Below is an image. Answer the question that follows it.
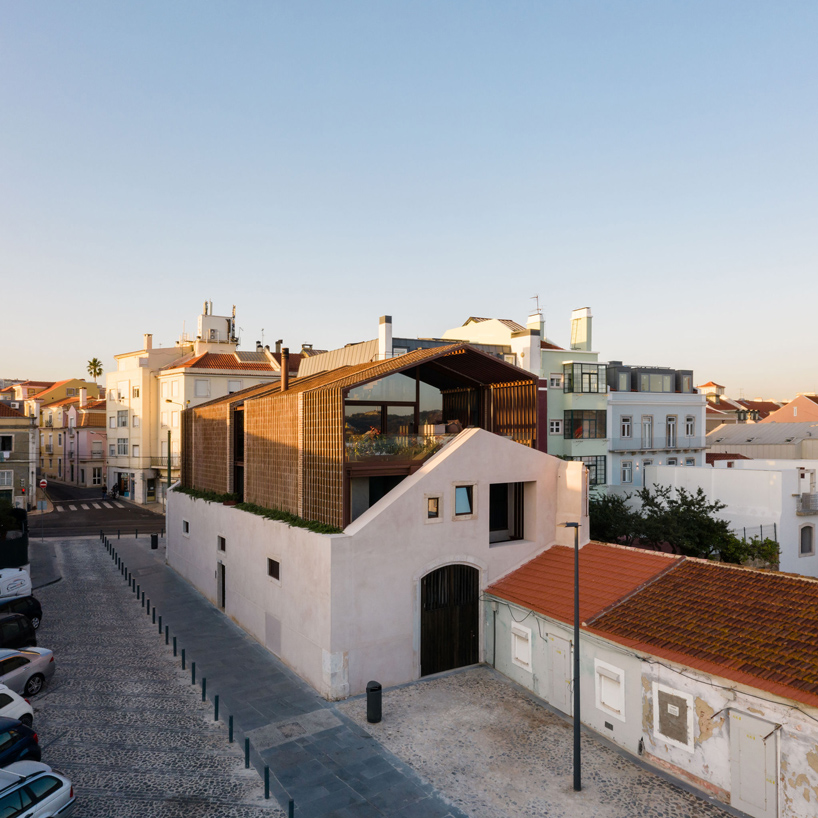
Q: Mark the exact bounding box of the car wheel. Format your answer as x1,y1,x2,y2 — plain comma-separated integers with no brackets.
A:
23,675,44,697
30,616,40,630
19,714,32,727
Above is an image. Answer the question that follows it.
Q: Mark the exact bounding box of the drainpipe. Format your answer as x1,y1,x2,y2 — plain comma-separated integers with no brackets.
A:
281,348,290,392
491,599,497,667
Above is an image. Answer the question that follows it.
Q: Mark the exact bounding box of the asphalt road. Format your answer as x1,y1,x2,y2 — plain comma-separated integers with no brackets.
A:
33,482,166,539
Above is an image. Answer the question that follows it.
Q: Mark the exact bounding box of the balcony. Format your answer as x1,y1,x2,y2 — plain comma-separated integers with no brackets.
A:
150,455,181,469
44,445,53,454
796,494,818,515
610,435,705,452
345,433,455,464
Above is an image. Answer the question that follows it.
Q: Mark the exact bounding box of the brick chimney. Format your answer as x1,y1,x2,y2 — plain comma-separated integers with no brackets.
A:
144,333,153,351
378,315,393,360
281,348,290,392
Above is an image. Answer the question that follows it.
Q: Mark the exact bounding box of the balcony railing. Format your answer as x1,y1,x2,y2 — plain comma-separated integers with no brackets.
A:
610,435,705,452
796,494,818,515
44,445,53,454
150,455,181,468
345,433,454,463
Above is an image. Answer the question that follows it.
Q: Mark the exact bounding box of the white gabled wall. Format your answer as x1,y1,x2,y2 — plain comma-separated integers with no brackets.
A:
168,428,587,699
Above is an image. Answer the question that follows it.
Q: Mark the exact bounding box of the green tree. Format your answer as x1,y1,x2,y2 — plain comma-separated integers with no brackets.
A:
87,357,103,384
589,493,638,545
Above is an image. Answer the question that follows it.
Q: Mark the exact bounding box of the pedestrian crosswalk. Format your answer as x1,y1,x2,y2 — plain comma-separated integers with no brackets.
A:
53,501,126,512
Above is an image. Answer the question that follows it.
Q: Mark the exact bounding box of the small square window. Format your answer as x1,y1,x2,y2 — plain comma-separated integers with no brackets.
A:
182,520,190,536
667,458,678,466
427,497,439,519
132,386,140,398
511,623,532,670
595,659,625,722
217,536,226,552
267,558,280,580
685,458,695,466
549,420,562,435
455,485,473,516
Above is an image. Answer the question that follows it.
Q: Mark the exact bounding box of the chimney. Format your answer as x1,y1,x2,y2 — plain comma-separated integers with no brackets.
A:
526,311,543,337
256,340,262,352
144,333,153,351
570,308,592,351
281,347,290,392
80,388,87,408
378,315,393,360
275,339,282,354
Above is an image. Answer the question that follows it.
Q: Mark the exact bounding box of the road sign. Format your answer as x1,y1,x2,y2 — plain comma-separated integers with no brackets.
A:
39,479,47,489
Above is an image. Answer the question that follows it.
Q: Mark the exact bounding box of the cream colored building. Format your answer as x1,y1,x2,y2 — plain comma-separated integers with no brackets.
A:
106,304,293,503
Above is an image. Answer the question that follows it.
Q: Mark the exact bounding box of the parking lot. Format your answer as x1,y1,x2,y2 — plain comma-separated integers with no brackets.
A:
30,538,279,817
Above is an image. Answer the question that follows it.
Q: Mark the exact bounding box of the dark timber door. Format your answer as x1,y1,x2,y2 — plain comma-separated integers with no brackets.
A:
421,564,479,676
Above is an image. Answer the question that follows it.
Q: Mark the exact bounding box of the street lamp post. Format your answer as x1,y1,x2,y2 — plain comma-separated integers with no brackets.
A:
563,520,582,792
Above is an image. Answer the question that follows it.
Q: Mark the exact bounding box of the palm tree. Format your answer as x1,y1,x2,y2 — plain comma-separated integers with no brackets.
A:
87,358,103,384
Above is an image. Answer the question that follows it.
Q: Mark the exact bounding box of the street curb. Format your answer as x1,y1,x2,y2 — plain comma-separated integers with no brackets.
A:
33,577,63,590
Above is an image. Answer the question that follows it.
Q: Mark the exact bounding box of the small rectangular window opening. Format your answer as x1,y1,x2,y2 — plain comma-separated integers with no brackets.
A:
427,497,439,519
182,520,190,535
217,536,226,552
455,485,473,516
267,558,280,580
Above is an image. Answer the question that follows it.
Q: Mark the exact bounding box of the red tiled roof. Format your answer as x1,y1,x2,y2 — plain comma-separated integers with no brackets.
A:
0,404,25,418
85,399,106,409
587,560,818,709
734,399,782,417
46,396,80,408
79,414,106,428
270,352,302,372
168,353,278,372
0,386,14,393
486,543,681,625
541,341,565,350
706,452,752,465
463,317,526,333
698,381,724,388
706,406,729,415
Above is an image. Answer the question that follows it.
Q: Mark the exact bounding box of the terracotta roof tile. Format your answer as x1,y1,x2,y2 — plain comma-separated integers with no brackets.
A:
587,560,818,709
463,316,526,333
486,542,682,625
541,341,566,350
167,353,278,372
706,452,752,465
79,414,106,427
0,404,25,418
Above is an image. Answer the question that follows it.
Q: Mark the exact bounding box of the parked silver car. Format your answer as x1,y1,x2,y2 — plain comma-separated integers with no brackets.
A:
0,760,75,816
0,650,55,697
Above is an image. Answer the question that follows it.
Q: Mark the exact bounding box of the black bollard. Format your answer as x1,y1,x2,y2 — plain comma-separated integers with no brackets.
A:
264,766,270,799
214,695,219,721
366,680,382,724
229,715,233,742
245,737,249,768
181,648,185,669
202,677,206,701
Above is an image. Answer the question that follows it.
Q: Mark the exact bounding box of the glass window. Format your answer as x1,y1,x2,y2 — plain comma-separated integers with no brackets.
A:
132,386,140,398
0,437,10,453
563,411,607,439
682,375,692,392
0,473,11,488
267,558,280,580
618,372,629,392
172,411,179,428
26,776,62,801
117,410,128,427
133,415,139,427
801,526,814,556
228,380,242,394
218,536,226,552
685,416,695,437
549,373,563,388
455,485,473,516
346,372,416,402
109,416,115,428
386,406,414,436
549,420,562,435
194,380,210,398
0,694,12,708
667,458,678,466
109,444,116,457
117,438,127,455
0,788,27,815
345,405,382,437
132,445,140,457
620,416,632,438
419,381,443,427
685,458,695,466
571,456,607,486
621,461,633,484
641,416,653,447
427,497,439,519
563,363,607,393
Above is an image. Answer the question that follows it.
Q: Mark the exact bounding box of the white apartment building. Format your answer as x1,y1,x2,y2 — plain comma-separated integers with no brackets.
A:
106,304,291,503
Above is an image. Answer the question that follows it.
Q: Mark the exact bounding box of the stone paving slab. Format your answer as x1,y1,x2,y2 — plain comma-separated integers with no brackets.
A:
33,540,280,817
338,667,736,818
89,535,467,818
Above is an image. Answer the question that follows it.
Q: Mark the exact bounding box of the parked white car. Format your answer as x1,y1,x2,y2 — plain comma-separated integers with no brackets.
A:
0,685,32,727
0,760,75,816
0,650,55,697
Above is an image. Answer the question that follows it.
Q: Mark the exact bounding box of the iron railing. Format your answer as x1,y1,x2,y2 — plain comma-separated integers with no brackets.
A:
609,435,705,452
796,494,818,515
150,455,181,468
345,433,455,463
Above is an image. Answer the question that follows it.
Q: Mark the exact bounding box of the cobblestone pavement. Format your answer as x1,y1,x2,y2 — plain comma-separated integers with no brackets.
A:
338,668,735,818
32,539,280,817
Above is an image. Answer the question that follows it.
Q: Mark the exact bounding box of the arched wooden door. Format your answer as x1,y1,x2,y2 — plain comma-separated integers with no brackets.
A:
420,564,479,676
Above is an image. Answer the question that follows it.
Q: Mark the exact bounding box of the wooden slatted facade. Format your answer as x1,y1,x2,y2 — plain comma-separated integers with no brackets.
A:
179,344,539,530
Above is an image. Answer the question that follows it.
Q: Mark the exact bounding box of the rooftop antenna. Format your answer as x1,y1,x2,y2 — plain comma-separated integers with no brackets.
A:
530,294,542,315
261,328,265,347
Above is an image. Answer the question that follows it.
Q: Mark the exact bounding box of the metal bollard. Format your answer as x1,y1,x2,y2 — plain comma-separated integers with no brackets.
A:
141,592,145,608
229,715,233,742
158,614,162,633
245,738,250,768
264,766,270,799
202,677,206,701
214,695,219,721
173,636,177,656
118,529,120,539
366,680,382,724
288,799,294,818
181,648,185,669
147,599,150,615
135,528,138,539
191,662,196,684
165,625,169,645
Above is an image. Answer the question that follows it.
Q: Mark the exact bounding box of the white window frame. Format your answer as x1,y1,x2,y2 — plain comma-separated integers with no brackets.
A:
160,411,168,428
620,416,632,439
132,444,140,457
117,438,128,455
549,419,563,435
117,410,128,428
511,622,532,671
685,457,695,466
0,471,12,488
109,416,116,428
425,494,443,525
594,658,625,722
667,458,678,466
195,379,210,398
549,373,563,389
92,467,102,485
800,524,815,557
227,380,243,394
172,411,179,428
452,482,477,521
161,383,169,399
117,381,128,400
685,415,695,437
132,386,140,398
133,415,140,427
621,461,633,484
108,444,116,456
652,682,695,753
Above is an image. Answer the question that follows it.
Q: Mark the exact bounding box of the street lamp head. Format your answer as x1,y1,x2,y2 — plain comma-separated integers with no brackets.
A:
562,522,580,529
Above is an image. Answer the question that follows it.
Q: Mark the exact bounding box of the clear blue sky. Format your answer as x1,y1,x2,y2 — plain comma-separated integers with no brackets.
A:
2,2,816,397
